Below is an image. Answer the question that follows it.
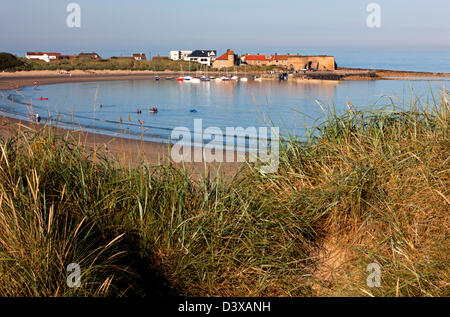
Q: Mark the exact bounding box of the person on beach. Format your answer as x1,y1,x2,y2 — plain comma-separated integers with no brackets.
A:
35,113,41,123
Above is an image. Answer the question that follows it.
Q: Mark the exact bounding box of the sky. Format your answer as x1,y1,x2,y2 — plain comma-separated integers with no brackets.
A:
1,0,449,57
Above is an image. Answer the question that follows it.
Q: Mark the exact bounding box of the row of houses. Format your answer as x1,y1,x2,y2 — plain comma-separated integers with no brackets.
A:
169,49,336,71
168,49,242,69
25,49,336,71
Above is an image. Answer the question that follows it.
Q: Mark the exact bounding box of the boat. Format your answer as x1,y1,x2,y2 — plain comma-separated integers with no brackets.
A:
231,67,239,81
177,63,185,82
37,97,48,100
191,78,201,83
149,107,158,113
254,76,262,82
215,77,222,82
240,65,248,82
183,76,193,81
200,76,210,82
190,109,198,113
155,76,160,81
221,76,230,81
165,77,175,80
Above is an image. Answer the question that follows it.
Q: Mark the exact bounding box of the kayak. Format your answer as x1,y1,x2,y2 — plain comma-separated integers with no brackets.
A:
37,97,48,100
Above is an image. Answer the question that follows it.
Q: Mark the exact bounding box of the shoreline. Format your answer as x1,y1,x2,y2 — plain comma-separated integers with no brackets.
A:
0,115,242,179
1,68,449,90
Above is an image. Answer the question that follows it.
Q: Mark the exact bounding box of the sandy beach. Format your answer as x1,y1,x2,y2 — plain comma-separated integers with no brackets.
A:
0,115,242,179
0,70,181,90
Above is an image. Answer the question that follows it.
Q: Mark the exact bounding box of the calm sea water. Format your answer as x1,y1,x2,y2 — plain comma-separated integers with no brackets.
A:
1,77,448,148
299,49,450,73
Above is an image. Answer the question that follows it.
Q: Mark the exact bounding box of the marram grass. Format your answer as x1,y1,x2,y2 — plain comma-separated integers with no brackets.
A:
0,91,448,297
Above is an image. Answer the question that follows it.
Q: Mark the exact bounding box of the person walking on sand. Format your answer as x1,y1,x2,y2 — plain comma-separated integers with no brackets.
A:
35,113,41,123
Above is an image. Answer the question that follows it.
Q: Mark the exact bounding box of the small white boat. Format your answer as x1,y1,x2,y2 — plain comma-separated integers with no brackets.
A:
240,77,248,82
254,77,262,82
191,78,201,83
215,77,222,82
183,76,193,81
231,76,239,81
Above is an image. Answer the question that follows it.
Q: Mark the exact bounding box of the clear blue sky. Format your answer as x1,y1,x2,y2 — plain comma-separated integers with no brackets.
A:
1,0,449,57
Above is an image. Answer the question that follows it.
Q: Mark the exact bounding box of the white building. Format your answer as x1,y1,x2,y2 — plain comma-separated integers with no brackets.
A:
185,50,217,66
169,50,193,61
26,52,61,63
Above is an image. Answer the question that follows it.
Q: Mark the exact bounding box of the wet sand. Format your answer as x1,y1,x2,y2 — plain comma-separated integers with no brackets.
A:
0,115,243,180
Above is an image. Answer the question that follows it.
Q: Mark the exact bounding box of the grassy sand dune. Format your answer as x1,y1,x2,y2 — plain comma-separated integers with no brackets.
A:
0,91,448,297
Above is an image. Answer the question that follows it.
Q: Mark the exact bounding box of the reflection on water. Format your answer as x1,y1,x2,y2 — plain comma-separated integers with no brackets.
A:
0,78,448,144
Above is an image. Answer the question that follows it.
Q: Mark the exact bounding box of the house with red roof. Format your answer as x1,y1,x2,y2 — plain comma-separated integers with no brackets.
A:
26,52,61,63
242,53,288,67
212,49,239,69
133,53,147,61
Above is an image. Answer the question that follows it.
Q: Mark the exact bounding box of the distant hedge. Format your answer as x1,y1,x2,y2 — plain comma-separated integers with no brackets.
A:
0,53,25,71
